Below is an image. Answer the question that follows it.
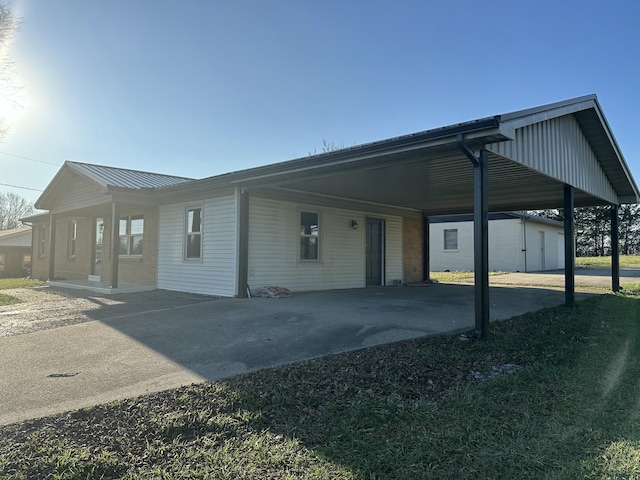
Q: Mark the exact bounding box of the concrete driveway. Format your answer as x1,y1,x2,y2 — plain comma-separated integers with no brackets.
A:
0,281,602,425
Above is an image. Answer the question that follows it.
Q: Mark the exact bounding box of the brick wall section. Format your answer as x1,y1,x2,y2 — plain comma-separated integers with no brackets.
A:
30,221,47,280
30,207,158,286
402,216,424,283
54,218,93,280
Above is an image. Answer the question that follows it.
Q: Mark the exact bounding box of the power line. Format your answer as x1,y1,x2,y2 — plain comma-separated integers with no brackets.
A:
0,151,60,166
0,182,43,192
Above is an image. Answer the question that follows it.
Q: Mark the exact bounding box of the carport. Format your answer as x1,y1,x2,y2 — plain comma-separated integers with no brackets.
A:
225,95,639,338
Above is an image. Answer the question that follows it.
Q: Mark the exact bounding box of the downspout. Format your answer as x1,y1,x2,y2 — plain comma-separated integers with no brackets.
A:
522,213,528,272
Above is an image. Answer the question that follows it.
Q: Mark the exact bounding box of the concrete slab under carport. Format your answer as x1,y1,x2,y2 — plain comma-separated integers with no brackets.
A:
0,283,595,425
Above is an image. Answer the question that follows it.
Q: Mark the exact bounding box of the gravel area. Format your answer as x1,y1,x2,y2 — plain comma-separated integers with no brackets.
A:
0,287,216,338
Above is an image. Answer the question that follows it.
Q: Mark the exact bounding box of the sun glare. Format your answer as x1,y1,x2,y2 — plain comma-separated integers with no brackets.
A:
0,79,28,130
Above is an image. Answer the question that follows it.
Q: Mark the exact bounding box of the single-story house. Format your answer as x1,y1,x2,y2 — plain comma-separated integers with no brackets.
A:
21,95,639,337
430,212,564,272
0,227,32,278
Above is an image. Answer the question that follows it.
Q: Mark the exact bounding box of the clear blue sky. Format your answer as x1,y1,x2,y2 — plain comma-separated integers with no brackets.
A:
1,0,639,204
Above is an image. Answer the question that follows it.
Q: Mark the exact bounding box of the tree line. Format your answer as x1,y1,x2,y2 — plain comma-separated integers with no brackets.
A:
0,191,34,230
531,204,640,257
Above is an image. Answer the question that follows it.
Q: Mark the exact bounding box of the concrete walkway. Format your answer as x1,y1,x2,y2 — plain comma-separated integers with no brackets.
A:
459,267,640,289
0,281,607,425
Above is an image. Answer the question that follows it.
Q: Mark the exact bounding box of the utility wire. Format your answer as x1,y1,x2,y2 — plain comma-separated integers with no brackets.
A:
0,151,60,166
0,182,43,192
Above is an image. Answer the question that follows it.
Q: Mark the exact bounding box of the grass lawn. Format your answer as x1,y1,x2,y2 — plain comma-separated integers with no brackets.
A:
1,287,640,478
576,255,640,268
429,270,507,282
0,278,44,290
0,278,44,306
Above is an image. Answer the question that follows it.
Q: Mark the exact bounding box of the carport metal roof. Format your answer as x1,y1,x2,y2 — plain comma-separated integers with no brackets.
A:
30,95,639,340
153,94,638,215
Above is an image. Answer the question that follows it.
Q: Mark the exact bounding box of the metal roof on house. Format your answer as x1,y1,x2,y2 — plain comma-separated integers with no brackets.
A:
34,95,639,215
66,162,194,190
0,226,31,239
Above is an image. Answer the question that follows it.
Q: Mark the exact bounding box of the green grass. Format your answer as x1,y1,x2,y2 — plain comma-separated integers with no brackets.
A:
576,255,640,268
1,290,640,478
430,270,507,282
0,278,44,290
0,278,44,306
0,292,21,306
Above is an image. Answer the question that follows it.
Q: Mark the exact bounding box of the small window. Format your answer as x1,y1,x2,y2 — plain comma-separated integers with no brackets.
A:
38,225,46,257
119,215,144,256
444,229,458,250
0,253,4,271
22,254,31,271
300,211,319,260
185,207,202,260
68,220,77,257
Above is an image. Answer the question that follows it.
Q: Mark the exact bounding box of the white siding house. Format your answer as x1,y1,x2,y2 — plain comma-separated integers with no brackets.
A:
246,195,405,295
157,192,238,296
430,213,564,272
26,96,638,302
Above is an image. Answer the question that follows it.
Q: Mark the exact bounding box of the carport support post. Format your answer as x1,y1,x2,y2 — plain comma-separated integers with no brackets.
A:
611,204,620,292
563,185,575,308
237,188,250,298
423,213,430,282
110,202,120,289
473,149,490,339
47,214,56,281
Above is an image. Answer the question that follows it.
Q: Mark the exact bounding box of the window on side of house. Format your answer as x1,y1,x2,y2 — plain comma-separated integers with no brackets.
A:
23,254,31,271
300,211,319,261
444,228,458,250
185,207,202,260
0,253,4,271
38,224,46,257
68,220,77,257
119,215,144,256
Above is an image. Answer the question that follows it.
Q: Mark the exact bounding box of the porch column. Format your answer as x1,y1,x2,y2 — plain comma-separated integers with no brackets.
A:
564,185,575,308
473,149,490,339
422,213,430,282
110,202,120,289
237,189,250,298
47,214,56,281
456,135,490,339
611,204,620,292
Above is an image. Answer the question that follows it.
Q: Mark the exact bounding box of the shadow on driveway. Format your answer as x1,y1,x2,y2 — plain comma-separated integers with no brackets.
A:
0,283,595,424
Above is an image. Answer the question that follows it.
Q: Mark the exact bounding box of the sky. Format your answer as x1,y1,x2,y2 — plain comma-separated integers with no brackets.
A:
0,0,639,205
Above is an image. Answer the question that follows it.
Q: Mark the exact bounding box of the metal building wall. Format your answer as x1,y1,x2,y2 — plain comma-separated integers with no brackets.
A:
488,114,618,204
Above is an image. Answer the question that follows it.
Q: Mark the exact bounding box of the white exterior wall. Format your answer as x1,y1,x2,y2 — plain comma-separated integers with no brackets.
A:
523,221,564,272
248,197,403,293
430,218,564,272
157,194,237,296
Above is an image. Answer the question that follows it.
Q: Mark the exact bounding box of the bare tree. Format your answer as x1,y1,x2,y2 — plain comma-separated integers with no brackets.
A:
0,191,33,230
0,2,21,140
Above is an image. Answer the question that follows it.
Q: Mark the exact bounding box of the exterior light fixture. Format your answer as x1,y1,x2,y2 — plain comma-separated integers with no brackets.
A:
351,220,358,229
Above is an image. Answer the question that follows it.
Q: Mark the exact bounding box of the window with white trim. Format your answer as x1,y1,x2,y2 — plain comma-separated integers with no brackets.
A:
119,215,144,256
68,220,77,257
185,207,202,260
38,225,46,257
300,211,319,260
444,228,458,250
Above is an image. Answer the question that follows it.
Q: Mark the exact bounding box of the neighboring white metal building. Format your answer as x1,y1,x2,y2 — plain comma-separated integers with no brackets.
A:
429,213,564,272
